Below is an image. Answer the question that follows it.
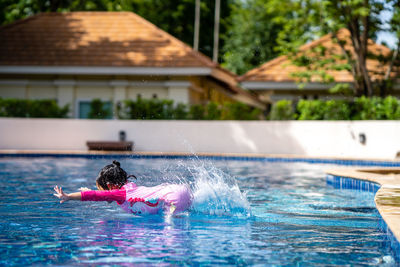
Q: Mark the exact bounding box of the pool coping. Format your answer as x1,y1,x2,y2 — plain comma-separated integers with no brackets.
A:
325,168,400,256
2,149,400,256
1,149,400,165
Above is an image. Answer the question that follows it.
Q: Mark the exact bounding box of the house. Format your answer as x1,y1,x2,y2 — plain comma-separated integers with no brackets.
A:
0,12,263,118
239,29,400,103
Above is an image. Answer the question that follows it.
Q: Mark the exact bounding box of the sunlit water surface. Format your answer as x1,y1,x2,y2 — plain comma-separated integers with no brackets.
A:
0,157,397,266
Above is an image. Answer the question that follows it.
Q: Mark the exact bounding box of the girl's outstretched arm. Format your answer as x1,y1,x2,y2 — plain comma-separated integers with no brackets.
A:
53,185,81,203
54,185,126,204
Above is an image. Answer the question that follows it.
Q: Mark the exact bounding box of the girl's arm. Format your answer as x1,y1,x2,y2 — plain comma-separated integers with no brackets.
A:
53,185,81,203
54,185,126,204
81,189,126,204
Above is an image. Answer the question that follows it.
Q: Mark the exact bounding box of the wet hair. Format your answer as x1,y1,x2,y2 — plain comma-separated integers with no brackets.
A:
96,160,136,190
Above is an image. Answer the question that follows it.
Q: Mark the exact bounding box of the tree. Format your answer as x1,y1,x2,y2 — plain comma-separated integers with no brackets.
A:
0,0,109,23
277,0,400,97
221,0,308,75
381,2,400,96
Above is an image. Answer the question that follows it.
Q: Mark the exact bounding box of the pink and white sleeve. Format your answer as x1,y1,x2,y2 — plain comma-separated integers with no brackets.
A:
81,189,126,204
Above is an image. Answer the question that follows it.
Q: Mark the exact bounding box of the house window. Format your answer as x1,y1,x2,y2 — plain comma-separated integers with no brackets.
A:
78,100,113,119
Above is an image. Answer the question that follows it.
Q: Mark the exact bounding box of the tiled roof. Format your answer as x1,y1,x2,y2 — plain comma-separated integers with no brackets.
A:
0,12,216,68
240,29,396,83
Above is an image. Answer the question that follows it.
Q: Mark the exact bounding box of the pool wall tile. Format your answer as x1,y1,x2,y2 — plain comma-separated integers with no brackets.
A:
2,152,400,168
327,174,400,261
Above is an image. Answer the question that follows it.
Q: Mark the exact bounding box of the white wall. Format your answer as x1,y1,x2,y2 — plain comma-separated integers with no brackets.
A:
0,118,399,160
0,85,26,98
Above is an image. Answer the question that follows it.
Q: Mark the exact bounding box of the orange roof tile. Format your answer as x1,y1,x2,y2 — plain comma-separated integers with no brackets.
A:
240,29,396,83
0,12,216,68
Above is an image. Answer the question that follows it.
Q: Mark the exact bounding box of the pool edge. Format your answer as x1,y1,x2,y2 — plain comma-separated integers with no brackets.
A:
326,168,400,260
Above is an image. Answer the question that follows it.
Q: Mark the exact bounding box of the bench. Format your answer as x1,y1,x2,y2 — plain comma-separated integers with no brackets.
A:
86,141,134,151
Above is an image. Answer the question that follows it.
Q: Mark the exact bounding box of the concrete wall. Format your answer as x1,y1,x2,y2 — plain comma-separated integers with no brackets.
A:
1,118,400,160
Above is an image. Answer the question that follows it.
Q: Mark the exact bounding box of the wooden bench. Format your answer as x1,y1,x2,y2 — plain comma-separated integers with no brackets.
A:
86,141,134,151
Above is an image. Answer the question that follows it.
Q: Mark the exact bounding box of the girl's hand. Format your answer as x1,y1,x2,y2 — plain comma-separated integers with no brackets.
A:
53,185,70,203
78,187,91,192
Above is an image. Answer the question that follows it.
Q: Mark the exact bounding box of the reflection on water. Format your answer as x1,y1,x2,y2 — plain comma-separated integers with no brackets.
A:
0,157,398,266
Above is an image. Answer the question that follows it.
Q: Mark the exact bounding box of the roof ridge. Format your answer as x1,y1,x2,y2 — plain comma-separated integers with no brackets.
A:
126,12,216,68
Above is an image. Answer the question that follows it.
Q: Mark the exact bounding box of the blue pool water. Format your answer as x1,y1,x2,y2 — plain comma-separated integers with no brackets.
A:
0,157,398,266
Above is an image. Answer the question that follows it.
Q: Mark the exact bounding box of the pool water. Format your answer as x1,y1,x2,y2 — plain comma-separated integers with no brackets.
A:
0,157,397,266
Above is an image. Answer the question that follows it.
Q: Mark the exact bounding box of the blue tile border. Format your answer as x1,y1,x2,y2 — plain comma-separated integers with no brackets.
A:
1,152,400,167
326,174,381,193
327,174,400,262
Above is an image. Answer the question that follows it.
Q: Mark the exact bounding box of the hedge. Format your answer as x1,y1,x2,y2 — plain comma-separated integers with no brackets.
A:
117,99,262,120
5,96,399,121
270,96,400,120
0,98,69,118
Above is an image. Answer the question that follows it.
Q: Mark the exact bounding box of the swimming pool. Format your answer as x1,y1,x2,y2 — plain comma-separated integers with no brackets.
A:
0,156,398,266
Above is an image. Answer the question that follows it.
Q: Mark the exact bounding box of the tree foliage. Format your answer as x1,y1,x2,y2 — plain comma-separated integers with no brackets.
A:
222,0,282,75
271,96,400,120
221,0,315,75
276,0,400,97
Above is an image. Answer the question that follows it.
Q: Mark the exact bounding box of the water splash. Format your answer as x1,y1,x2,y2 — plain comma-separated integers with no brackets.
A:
153,158,251,218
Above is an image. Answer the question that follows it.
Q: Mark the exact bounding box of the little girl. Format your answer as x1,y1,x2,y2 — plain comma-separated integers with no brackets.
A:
53,160,192,215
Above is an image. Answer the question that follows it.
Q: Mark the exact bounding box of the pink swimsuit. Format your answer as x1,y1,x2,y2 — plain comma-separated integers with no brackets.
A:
81,182,192,215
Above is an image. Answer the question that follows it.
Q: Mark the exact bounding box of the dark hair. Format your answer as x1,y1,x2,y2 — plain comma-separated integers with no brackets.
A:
96,160,136,190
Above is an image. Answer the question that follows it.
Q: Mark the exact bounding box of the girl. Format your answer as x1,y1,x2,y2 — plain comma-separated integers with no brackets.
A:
53,160,192,215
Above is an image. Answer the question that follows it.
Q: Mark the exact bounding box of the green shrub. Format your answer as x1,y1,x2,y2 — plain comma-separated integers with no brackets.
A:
117,98,261,120
161,99,174,119
286,96,400,120
323,100,351,120
296,100,325,120
351,96,386,120
88,99,112,119
221,102,261,120
125,99,146,119
0,98,69,118
381,96,400,120
189,104,205,120
120,99,177,120
0,98,29,117
205,102,222,120
172,103,188,120
270,100,296,120
146,99,164,119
